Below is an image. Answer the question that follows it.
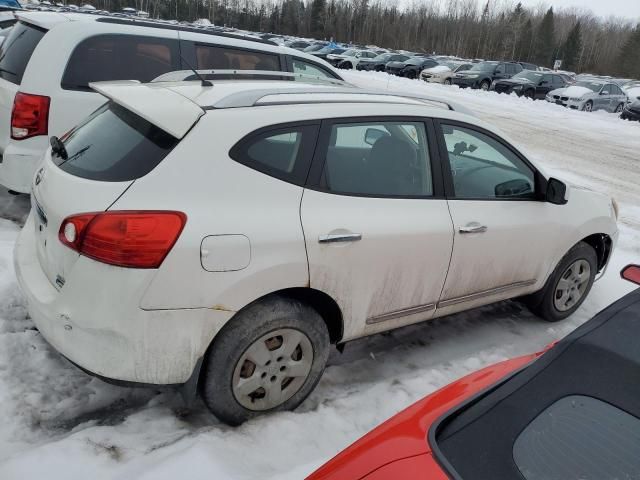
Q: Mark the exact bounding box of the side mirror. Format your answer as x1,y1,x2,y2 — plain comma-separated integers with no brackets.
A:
495,178,532,197
546,177,568,205
364,128,389,146
621,265,640,285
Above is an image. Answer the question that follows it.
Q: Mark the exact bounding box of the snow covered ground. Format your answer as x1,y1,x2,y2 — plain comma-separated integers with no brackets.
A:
1,72,639,479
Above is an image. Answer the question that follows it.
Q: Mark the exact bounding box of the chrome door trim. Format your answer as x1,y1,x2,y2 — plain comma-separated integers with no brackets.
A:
366,302,436,325
438,279,536,308
319,233,362,243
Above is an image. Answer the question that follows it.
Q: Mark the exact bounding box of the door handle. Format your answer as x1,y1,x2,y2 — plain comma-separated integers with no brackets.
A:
459,223,488,234
319,233,362,243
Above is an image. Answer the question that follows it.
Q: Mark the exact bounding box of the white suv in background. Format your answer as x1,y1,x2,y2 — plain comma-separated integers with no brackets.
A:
0,11,341,193
15,78,617,425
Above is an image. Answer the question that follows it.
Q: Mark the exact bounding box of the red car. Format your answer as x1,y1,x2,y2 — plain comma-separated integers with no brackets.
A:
309,265,640,480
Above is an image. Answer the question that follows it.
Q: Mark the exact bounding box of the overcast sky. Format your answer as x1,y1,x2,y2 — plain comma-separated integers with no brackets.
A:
492,0,640,21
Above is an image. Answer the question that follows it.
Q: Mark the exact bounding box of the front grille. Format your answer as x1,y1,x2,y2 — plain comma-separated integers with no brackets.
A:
553,95,560,99
561,96,569,101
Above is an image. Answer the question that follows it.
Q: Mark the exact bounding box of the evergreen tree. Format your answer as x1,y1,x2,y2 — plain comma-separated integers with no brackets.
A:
616,24,640,78
533,7,555,67
561,21,582,71
310,0,326,39
516,18,533,61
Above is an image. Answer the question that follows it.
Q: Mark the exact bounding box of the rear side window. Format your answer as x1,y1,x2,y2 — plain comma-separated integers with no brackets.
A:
195,44,280,71
229,124,318,186
52,102,178,181
61,35,179,90
0,22,46,84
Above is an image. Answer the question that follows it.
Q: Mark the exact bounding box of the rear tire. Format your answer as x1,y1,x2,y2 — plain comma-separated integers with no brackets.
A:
525,242,597,322
614,103,624,113
201,297,330,425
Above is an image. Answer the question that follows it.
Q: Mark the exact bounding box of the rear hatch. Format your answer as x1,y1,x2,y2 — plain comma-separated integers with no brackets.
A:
0,19,48,154
31,84,203,289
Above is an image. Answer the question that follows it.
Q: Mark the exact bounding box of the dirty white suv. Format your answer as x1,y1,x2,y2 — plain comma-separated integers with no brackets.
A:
0,11,341,193
15,78,618,425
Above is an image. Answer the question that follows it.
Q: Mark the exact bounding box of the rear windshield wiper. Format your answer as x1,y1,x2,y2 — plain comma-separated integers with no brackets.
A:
50,136,68,160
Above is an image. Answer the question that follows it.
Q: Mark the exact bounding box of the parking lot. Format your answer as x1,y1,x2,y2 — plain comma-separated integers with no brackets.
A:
0,67,638,478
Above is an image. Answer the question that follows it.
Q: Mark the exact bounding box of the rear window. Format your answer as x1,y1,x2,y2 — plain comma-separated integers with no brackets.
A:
61,34,179,90
513,395,640,480
0,21,46,84
52,102,178,182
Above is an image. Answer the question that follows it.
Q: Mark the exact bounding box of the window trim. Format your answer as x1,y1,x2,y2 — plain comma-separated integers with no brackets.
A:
228,120,320,187
60,33,181,91
305,116,445,199
434,119,547,201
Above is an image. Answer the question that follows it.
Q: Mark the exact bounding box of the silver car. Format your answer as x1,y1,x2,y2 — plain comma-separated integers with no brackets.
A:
546,80,627,113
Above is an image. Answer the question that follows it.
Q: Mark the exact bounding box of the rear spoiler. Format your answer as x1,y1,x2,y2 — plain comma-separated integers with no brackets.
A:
90,81,204,139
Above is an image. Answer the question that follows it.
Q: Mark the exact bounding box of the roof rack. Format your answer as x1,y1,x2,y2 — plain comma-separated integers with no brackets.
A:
208,85,473,116
152,69,349,86
95,17,278,46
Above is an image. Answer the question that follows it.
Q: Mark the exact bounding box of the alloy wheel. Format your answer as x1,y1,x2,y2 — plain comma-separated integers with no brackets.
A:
553,259,591,312
232,328,313,411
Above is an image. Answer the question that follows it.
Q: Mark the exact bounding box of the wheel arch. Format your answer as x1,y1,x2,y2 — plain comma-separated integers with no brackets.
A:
580,233,613,272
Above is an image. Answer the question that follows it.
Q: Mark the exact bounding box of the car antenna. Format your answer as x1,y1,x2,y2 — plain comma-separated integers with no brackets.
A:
180,55,213,87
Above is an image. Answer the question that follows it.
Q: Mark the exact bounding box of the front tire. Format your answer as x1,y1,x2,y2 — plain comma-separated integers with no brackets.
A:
444,78,452,85
614,103,624,113
583,100,593,112
525,242,597,322
201,297,330,425
480,80,491,91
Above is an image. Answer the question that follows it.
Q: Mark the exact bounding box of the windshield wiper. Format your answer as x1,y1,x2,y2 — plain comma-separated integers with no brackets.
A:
50,136,68,160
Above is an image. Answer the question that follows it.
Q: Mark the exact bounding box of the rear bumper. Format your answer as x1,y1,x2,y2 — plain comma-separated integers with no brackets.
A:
15,213,233,385
0,137,47,193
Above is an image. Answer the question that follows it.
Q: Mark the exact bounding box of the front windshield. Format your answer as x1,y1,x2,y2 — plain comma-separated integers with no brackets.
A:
575,81,604,92
513,71,544,82
372,53,391,61
470,62,497,72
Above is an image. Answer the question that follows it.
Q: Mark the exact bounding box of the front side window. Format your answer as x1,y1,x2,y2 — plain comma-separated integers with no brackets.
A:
321,121,433,197
442,124,535,199
62,35,179,90
52,102,178,181
195,44,280,71
292,59,338,79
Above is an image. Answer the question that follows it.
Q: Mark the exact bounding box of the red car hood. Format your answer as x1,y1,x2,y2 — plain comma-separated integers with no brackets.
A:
307,352,541,480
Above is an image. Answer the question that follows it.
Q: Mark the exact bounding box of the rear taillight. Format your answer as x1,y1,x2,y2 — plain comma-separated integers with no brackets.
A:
11,92,51,140
621,265,640,286
59,211,187,269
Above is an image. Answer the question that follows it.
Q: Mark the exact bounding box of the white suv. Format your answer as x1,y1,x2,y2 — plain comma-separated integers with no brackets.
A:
0,11,341,193
15,79,618,425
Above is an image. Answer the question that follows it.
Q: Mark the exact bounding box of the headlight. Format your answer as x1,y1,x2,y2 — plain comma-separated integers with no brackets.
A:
612,198,619,220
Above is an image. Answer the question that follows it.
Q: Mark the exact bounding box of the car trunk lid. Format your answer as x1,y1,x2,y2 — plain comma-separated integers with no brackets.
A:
31,83,203,289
